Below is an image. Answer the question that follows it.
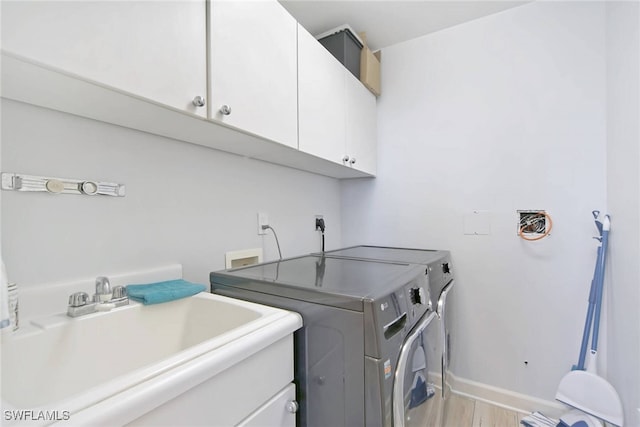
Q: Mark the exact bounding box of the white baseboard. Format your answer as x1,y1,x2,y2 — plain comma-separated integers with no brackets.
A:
446,372,567,419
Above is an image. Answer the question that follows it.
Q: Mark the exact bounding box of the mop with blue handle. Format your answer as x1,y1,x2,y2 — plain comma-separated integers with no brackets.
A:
555,212,624,427
573,211,605,372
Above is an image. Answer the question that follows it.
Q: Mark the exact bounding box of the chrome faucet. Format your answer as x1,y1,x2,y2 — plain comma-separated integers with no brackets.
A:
67,276,129,318
94,276,112,302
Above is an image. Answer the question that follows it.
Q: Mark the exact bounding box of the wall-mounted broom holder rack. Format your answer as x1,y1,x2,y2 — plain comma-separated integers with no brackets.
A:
1,172,125,197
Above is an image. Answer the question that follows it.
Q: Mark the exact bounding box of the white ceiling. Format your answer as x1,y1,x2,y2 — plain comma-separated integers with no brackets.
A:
279,0,530,51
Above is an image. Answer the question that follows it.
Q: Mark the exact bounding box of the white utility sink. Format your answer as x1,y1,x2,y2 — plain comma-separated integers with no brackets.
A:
1,271,302,426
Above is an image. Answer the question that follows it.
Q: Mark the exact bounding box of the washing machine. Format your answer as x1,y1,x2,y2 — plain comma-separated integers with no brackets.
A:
211,253,442,427
320,246,455,399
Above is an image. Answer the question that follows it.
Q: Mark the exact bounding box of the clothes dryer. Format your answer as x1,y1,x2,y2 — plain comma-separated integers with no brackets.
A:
321,246,455,399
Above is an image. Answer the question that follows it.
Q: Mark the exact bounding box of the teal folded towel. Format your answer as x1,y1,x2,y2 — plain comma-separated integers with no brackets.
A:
126,279,206,305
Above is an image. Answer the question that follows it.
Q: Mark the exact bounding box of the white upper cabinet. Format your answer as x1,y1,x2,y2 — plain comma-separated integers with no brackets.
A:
1,1,207,118
1,1,375,178
209,0,298,149
345,73,377,175
298,25,377,174
298,24,347,165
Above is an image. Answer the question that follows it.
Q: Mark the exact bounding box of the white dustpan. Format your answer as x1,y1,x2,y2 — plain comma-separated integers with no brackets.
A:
556,354,624,426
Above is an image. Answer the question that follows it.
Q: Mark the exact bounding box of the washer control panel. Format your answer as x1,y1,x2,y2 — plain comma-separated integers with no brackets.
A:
405,268,432,324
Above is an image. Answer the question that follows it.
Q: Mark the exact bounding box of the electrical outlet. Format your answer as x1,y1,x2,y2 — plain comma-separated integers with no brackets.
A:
257,212,269,235
315,214,324,231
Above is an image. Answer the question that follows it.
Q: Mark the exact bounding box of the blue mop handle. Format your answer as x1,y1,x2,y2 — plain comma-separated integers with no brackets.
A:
591,215,610,353
576,245,600,370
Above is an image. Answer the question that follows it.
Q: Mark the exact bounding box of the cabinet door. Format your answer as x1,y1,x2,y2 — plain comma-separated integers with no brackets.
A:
209,0,298,148
346,73,377,175
298,24,347,165
237,383,296,427
0,1,207,118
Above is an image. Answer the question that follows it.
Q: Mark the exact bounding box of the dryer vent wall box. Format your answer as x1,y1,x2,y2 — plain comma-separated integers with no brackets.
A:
225,248,263,269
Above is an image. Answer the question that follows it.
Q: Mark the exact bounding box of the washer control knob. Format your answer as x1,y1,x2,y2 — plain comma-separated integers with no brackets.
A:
410,287,427,305
442,262,451,274
285,400,299,413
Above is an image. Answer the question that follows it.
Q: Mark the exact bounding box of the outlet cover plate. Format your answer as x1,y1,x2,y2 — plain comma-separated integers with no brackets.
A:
257,212,269,235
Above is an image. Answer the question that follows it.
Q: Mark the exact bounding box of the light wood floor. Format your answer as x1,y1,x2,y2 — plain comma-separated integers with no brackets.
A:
412,391,527,427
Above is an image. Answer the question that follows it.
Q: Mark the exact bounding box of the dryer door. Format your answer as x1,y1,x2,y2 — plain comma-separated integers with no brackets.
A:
437,280,455,399
392,311,441,427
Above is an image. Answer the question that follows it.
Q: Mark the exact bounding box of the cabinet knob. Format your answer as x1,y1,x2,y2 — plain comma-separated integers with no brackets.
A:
285,400,299,414
342,155,350,163
192,96,206,107
219,104,232,115
349,157,357,165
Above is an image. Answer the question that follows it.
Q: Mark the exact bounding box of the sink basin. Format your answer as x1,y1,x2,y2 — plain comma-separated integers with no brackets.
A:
1,291,302,425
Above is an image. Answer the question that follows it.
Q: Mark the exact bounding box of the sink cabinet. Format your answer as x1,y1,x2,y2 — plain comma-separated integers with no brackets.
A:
209,0,298,149
125,336,297,427
0,0,208,118
1,264,303,427
238,383,296,427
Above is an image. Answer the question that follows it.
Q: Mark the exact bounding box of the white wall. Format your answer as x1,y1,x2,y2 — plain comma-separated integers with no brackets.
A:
1,99,342,290
342,1,608,405
606,2,640,426
2,1,636,420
